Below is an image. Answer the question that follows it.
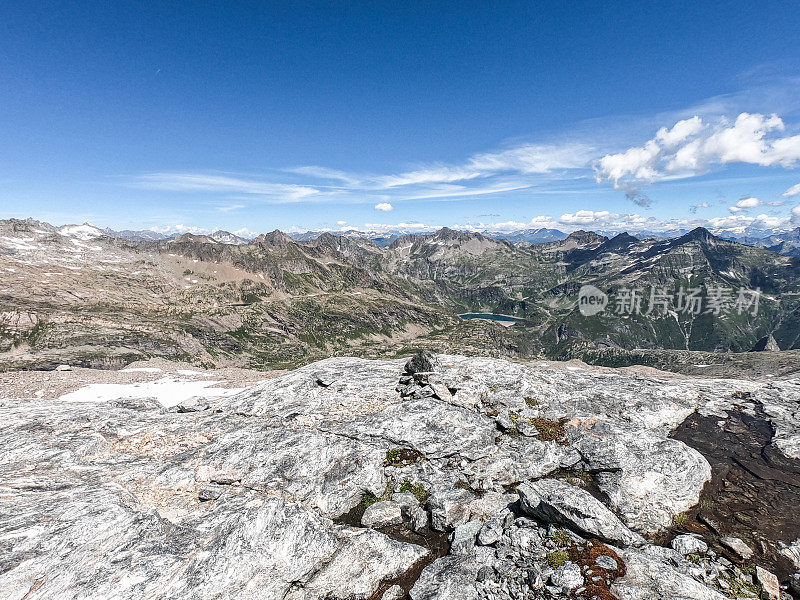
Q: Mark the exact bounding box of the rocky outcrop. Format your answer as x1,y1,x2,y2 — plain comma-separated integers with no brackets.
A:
1,352,795,599
517,478,645,546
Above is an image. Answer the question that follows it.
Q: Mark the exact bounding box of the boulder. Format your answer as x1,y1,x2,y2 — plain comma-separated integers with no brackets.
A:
477,516,503,546
410,556,484,600
572,423,712,533
429,488,474,531
287,528,428,600
612,546,726,600
720,536,754,560
450,520,482,555
755,566,780,600
518,479,645,547
361,501,403,528
671,534,708,556
404,350,441,374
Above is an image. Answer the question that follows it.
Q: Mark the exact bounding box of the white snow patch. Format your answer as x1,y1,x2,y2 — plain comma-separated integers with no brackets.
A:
58,377,244,407
59,224,104,240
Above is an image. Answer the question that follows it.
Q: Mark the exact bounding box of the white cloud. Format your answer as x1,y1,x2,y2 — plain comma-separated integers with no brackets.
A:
285,166,360,185
793,205,800,225
707,213,790,233
135,172,320,203
232,227,258,239
782,183,800,197
362,222,440,233
336,220,347,225
149,224,211,235
401,183,531,200
217,204,245,212
596,113,800,191
729,196,762,213
376,143,595,188
558,210,619,225
374,202,394,212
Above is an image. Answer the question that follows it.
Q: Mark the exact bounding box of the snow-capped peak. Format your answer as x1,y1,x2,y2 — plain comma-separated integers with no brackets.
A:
59,223,105,241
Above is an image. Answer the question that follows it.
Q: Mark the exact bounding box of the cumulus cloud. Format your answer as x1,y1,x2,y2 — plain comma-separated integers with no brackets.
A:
729,196,762,212
596,113,800,194
782,183,800,197
707,213,790,232
374,202,394,212
558,210,619,225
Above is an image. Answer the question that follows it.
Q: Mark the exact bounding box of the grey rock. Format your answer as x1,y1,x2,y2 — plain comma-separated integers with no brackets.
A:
410,555,482,600
405,350,441,374
671,534,708,556
790,572,800,595
550,562,583,592
595,554,618,570
429,488,475,531
175,397,210,412
477,516,504,546
516,419,539,437
391,491,420,517
518,478,645,547
335,398,495,461
4,353,798,600
381,585,405,600
572,422,712,533
198,485,223,501
361,501,403,528
720,536,754,560
612,545,727,600
410,506,429,532
287,528,428,600
779,538,800,569
450,520,482,555
429,382,453,402
755,566,780,600
411,385,436,399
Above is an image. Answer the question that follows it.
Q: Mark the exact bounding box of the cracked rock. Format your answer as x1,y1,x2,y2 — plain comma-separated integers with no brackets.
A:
518,478,646,547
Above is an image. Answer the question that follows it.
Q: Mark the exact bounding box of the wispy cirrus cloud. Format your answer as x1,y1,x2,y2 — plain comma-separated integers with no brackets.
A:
374,142,595,188
135,172,320,203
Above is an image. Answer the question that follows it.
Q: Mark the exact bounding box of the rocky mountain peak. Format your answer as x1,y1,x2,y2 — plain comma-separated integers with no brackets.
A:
256,229,294,246
564,230,608,246
432,227,487,243
677,226,717,244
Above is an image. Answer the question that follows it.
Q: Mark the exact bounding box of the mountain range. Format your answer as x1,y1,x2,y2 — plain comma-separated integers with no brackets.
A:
1,217,798,371
63,221,800,257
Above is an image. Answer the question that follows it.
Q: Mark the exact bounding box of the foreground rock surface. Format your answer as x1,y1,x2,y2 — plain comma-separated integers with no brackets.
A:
1,353,797,599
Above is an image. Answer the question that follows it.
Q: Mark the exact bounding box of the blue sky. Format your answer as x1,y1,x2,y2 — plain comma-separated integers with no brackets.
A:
2,1,800,235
